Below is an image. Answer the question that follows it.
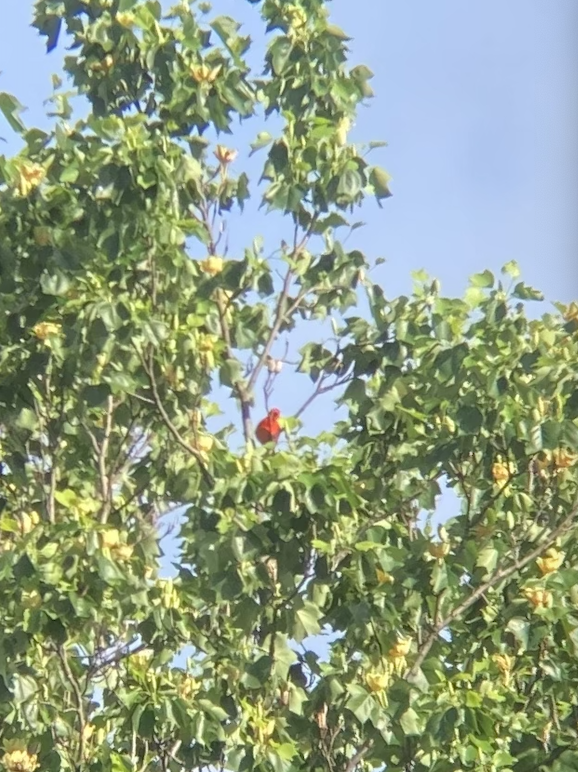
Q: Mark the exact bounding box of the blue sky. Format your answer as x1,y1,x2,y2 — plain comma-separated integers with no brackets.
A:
1,2,577,569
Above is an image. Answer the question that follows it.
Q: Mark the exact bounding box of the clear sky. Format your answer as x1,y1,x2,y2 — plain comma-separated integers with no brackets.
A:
1,2,577,572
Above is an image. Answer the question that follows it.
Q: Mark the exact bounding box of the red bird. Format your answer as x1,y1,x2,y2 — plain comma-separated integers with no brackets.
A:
255,408,282,445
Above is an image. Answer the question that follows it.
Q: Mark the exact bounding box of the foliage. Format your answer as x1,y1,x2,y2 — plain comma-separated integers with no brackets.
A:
0,2,578,772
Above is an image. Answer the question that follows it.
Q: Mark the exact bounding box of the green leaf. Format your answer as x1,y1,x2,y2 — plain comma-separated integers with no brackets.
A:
59,163,79,183
464,286,487,308
54,489,78,508
465,690,482,708
15,408,37,431
561,421,578,450
198,698,229,721
236,172,250,210
142,320,169,345
506,617,529,649
96,556,125,586
345,684,373,724
92,302,121,331
406,666,430,693
291,600,322,642
270,37,293,76
476,546,498,574
82,384,112,408
40,270,71,296
411,269,429,284
219,358,243,388
501,260,520,279
512,282,544,301
111,752,133,772
139,707,156,738
431,560,448,593
12,674,37,703
456,405,483,433
369,166,392,201
469,270,494,288
326,24,351,40
250,131,273,154
526,421,543,452
0,92,26,134
355,540,380,553
400,707,423,736
314,213,350,232
337,169,362,201
242,655,272,687
266,746,295,772
543,420,565,449
350,65,374,82
43,15,62,52
211,15,241,42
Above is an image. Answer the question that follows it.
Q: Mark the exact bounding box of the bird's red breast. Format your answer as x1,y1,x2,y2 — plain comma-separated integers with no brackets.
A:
255,408,281,445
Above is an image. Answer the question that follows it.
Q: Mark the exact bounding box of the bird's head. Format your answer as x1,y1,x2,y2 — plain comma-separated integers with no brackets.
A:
269,408,281,420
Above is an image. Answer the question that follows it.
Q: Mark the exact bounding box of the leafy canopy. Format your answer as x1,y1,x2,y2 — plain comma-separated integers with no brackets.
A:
1,2,578,772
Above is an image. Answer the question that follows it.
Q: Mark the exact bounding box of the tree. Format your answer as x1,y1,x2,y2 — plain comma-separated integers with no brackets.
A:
1,2,578,772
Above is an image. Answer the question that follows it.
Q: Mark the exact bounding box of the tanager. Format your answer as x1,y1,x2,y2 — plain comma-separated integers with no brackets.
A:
255,408,282,445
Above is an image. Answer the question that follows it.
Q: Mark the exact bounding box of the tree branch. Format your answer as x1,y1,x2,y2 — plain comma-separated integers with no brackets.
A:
87,640,148,678
246,215,319,398
98,395,115,524
247,267,294,395
47,463,57,525
137,347,214,488
32,365,58,524
199,200,253,442
344,738,372,772
56,645,87,765
294,372,353,421
408,498,578,678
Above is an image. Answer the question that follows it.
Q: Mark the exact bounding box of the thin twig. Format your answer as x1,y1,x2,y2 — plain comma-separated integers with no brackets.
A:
137,347,214,488
246,216,319,396
293,372,353,421
247,268,294,395
294,376,327,420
